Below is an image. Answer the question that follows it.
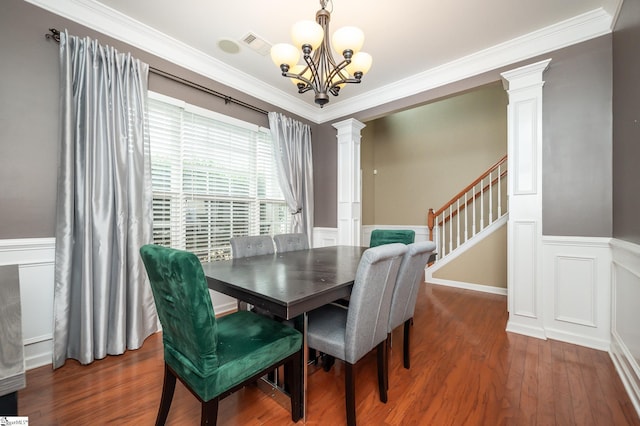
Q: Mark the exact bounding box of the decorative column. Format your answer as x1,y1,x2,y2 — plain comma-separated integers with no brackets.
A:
501,59,551,339
333,118,365,246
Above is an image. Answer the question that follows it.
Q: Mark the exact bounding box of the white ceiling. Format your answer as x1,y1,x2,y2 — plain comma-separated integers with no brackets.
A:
30,0,621,123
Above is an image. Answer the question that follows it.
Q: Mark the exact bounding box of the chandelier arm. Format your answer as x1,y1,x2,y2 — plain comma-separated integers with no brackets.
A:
281,70,315,94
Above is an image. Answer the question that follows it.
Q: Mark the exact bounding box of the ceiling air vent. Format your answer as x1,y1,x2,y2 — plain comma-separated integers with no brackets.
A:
242,33,271,57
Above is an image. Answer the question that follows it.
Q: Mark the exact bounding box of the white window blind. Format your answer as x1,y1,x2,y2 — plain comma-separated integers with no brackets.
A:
148,92,291,261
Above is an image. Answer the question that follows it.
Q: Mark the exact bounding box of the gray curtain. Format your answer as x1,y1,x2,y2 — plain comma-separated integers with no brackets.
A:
268,112,314,245
53,30,158,369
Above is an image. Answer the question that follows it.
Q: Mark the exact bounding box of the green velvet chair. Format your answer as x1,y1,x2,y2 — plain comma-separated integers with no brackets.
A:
139,244,303,426
369,229,415,247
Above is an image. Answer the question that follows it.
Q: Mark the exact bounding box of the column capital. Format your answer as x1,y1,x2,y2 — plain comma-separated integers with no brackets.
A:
501,58,551,91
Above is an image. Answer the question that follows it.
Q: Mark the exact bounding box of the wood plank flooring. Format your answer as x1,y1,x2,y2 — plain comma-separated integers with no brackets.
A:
18,284,640,425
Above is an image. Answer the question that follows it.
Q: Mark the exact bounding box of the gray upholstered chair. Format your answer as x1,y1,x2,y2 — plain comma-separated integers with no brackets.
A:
229,236,275,312
307,243,407,426
229,235,275,258
273,233,309,253
387,241,436,376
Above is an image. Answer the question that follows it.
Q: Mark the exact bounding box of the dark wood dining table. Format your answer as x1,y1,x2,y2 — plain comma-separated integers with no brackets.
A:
201,245,368,420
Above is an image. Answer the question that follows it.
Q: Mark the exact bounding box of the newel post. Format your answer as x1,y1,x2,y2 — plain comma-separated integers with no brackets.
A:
427,208,435,241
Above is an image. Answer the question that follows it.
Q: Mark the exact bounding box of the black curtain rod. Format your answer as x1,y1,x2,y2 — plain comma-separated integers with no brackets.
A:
45,28,269,116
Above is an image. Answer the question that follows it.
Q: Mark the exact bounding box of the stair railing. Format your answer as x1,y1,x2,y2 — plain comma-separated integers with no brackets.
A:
427,155,507,262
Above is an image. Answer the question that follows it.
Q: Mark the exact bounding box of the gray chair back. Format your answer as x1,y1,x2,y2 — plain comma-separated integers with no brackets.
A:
345,243,407,363
388,241,436,332
229,235,274,258
273,233,309,253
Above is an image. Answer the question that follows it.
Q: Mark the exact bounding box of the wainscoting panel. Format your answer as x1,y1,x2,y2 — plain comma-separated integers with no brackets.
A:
0,238,237,370
511,221,538,318
554,255,597,327
313,227,338,248
610,238,640,417
0,238,55,369
542,236,611,350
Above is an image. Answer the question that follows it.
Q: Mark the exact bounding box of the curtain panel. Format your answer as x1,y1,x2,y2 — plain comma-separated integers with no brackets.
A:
53,30,157,368
268,112,314,245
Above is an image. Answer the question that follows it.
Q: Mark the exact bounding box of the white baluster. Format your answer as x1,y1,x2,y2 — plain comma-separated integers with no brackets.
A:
464,192,468,242
441,213,446,258
449,205,453,254
498,164,502,217
472,185,476,237
489,170,493,224
480,177,484,231
456,199,460,248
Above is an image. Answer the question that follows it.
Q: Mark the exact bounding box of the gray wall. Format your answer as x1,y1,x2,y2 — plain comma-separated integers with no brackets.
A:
542,35,613,237
310,122,338,228
0,0,314,239
0,0,619,239
613,0,640,245
313,37,616,231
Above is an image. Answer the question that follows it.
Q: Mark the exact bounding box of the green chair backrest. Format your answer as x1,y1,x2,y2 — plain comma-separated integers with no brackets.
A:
370,229,415,247
140,244,219,374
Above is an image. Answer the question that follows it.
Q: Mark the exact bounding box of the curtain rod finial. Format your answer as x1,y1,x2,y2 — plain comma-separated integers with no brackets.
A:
45,28,60,43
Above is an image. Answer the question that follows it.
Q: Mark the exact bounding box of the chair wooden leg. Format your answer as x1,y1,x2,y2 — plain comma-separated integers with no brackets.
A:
403,318,412,369
385,333,391,390
377,341,388,403
200,399,219,426
285,350,302,422
322,353,336,372
156,364,177,426
345,362,356,426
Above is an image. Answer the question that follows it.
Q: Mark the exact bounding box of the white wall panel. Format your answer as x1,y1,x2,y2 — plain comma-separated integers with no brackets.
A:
512,221,538,318
0,238,55,369
610,238,640,417
542,236,611,350
313,227,338,248
554,255,597,326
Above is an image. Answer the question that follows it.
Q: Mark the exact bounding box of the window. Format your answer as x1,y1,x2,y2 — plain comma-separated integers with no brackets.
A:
148,92,290,261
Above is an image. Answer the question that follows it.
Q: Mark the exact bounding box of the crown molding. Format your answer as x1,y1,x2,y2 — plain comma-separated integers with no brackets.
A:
25,0,324,123
27,0,612,124
320,7,613,122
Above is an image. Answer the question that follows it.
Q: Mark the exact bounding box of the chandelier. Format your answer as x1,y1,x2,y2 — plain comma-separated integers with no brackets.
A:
270,0,372,107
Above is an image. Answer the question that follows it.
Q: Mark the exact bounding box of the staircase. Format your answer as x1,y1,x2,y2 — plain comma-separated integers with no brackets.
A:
427,155,508,265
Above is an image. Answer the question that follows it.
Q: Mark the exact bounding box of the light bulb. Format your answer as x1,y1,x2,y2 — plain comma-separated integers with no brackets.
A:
346,52,373,76
270,43,300,68
332,26,364,57
291,20,324,51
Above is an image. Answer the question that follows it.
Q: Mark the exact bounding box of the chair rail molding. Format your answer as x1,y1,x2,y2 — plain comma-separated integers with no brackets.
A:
501,59,551,340
334,119,365,247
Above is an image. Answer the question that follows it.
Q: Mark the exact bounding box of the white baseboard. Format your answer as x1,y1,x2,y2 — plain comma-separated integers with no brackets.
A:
544,327,610,351
427,278,507,296
611,330,640,418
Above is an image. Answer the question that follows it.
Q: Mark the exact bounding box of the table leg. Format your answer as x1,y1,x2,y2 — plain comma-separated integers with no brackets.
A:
293,313,308,420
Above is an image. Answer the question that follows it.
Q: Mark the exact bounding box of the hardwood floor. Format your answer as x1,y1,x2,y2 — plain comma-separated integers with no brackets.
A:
19,284,640,425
